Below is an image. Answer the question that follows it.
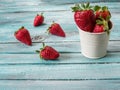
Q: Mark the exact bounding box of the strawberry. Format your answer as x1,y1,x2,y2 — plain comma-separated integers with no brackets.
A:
108,20,112,30
71,2,96,32
93,18,109,34
93,24,104,33
33,13,44,27
94,5,111,20
36,43,60,60
47,22,66,37
14,26,32,46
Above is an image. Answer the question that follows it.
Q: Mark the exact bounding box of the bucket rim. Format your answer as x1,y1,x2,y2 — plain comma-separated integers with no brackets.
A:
78,27,112,35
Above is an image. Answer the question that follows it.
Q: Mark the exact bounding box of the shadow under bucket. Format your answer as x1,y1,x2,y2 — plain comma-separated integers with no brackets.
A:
78,28,111,59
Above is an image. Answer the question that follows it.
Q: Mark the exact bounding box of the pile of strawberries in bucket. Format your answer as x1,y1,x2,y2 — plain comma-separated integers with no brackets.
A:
72,2,113,59
72,2,112,34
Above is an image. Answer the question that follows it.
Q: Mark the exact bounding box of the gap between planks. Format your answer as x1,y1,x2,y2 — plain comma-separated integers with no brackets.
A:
0,78,120,81
0,40,120,44
0,62,120,66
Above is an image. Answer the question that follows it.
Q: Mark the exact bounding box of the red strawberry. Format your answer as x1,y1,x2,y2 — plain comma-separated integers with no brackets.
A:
94,5,111,20
36,43,60,60
71,2,96,32
47,22,66,37
93,18,109,33
93,24,104,33
34,13,44,27
108,20,112,30
14,26,32,46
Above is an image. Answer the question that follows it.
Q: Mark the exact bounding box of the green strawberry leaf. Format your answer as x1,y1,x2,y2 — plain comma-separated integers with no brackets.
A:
106,15,111,21
94,5,101,11
40,48,43,50
86,2,90,8
89,6,93,9
96,20,103,25
71,4,82,12
36,50,40,53
102,6,108,11
81,3,86,9
71,2,94,11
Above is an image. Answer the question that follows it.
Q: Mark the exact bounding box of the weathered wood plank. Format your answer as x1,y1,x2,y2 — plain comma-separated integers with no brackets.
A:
0,41,120,53
1,2,120,13
0,80,119,90
0,64,120,80
41,0,120,4
0,52,120,64
0,41,120,64
0,41,80,53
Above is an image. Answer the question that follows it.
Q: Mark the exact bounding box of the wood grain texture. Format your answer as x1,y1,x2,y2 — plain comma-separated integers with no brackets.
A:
0,41,120,64
0,64,120,80
0,41,120,53
0,0,120,90
1,52,120,64
0,2,120,13
0,80,120,90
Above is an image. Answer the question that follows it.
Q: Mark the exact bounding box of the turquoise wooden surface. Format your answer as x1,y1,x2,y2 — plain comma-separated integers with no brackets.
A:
0,0,120,90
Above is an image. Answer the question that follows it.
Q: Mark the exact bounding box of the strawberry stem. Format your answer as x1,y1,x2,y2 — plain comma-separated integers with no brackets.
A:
36,50,43,59
15,26,24,35
46,28,50,34
42,42,45,48
41,12,43,16
36,42,45,53
52,21,55,24
36,50,40,53
19,26,24,30
14,31,17,35
51,21,56,27
102,6,108,11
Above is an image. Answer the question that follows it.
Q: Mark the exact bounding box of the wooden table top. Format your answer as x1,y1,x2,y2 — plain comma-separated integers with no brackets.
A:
0,0,120,90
